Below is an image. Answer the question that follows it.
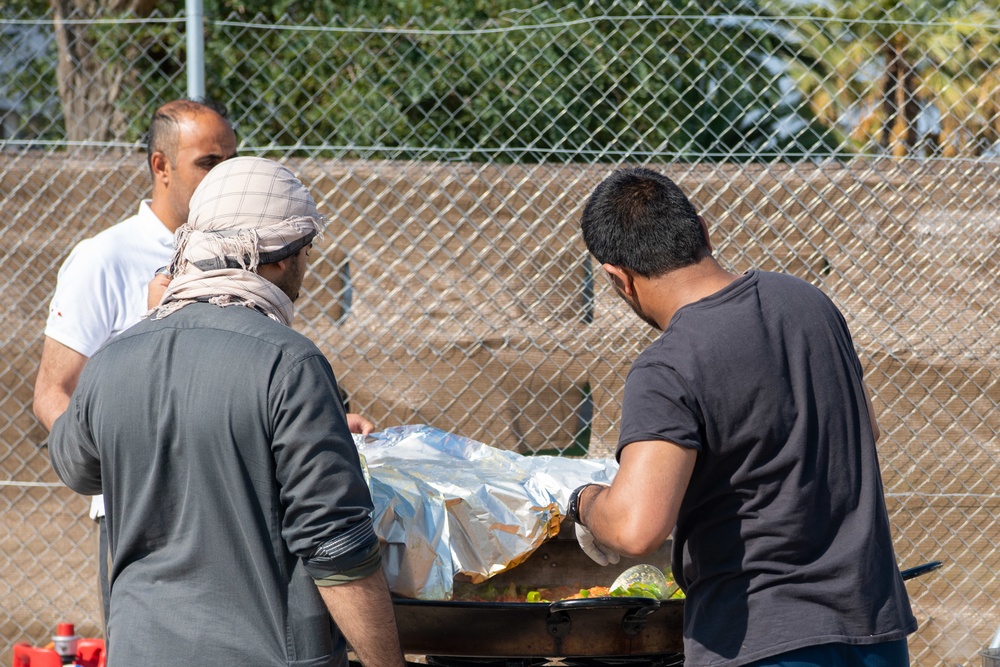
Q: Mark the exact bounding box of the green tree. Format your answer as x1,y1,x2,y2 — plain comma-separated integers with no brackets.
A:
0,1,63,140
31,0,845,161
49,0,159,143
188,0,842,161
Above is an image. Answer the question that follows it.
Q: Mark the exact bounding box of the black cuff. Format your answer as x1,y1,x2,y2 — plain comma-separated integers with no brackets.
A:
565,483,593,527
302,518,379,580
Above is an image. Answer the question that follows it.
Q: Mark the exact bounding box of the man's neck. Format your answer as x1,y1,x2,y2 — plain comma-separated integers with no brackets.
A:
148,197,179,234
647,257,740,329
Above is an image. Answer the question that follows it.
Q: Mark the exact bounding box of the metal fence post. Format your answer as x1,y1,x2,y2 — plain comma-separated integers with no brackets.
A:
186,0,205,100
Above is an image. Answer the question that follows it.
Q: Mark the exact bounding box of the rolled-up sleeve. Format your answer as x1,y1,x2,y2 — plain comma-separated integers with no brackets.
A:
48,377,102,496
269,352,381,583
310,536,382,585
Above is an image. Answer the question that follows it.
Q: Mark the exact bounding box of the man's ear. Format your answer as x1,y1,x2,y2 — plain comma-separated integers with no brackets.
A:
150,151,171,187
602,263,635,296
697,215,713,253
257,258,289,283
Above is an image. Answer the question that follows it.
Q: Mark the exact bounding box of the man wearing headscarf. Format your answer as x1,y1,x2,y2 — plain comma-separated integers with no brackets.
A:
48,157,405,667
35,99,238,632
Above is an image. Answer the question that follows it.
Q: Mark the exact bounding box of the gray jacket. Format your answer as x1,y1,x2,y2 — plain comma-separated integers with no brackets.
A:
50,302,378,666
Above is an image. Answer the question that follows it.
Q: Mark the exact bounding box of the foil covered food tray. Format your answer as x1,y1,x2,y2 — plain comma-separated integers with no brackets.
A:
357,424,618,600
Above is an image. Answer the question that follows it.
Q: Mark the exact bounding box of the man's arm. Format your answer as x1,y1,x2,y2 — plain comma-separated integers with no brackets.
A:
33,337,88,432
317,569,405,667
47,366,103,496
581,439,697,558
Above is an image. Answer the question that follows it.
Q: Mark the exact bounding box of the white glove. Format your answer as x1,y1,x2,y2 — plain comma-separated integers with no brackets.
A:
575,523,621,566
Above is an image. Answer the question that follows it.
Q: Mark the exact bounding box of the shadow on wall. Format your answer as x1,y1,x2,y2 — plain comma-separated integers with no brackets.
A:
298,161,605,456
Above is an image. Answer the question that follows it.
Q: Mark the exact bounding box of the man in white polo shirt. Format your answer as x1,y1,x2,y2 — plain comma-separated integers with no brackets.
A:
36,99,238,430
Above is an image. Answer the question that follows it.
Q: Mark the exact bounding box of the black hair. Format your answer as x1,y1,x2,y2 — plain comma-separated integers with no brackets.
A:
144,98,231,174
580,167,709,277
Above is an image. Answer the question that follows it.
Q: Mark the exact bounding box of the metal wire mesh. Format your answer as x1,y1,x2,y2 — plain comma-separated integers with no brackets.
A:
2,2,999,665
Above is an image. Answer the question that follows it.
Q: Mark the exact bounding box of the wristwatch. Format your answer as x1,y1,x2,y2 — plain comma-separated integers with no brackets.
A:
565,483,592,526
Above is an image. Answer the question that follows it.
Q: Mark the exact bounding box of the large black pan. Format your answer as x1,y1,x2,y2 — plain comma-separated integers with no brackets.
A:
392,547,942,659
393,534,680,658
393,596,684,657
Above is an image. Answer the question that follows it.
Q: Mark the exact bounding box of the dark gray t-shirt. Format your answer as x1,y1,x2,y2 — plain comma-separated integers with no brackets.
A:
50,302,377,667
618,270,916,667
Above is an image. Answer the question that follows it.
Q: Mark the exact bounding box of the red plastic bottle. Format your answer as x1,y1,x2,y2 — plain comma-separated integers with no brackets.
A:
51,623,79,665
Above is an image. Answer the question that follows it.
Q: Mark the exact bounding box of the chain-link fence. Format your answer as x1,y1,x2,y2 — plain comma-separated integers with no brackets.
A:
2,1,999,665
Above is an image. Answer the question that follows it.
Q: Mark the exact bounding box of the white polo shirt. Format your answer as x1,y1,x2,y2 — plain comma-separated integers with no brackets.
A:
45,200,174,518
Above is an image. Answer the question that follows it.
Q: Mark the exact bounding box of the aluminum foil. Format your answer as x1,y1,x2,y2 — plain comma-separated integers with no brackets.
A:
355,424,618,600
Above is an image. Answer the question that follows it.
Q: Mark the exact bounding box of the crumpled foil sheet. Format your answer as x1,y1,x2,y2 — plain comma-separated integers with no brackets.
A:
355,424,618,600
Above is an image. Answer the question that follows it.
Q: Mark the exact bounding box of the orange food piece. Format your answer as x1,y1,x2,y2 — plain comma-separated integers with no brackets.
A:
566,585,611,599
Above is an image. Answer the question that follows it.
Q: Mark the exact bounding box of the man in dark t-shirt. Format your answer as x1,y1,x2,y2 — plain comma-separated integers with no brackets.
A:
566,167,916,667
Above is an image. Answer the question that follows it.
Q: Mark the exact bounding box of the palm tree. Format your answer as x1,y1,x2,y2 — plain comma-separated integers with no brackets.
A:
759,0,1000,158
922,7,1000,156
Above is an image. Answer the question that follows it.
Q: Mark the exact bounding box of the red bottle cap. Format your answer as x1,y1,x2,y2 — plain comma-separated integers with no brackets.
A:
56,623,75,636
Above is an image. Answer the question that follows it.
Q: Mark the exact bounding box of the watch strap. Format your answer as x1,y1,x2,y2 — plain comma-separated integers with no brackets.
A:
566,483,592,526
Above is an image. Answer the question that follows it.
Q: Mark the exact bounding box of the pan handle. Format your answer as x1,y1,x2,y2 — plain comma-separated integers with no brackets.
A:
900,561,943,581
547,597,661,638
549,597,661,613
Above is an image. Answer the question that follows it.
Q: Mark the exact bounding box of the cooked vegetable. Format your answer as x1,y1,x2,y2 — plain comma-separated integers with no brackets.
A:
453,569,685,603
610,581,661,600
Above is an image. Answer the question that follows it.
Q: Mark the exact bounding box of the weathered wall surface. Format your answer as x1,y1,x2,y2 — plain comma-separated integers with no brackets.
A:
2,155,998,665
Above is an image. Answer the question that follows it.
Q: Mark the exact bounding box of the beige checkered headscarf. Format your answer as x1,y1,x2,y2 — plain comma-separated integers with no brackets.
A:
147,157,324,326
